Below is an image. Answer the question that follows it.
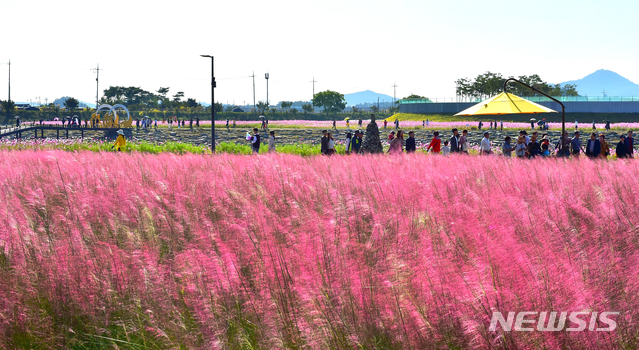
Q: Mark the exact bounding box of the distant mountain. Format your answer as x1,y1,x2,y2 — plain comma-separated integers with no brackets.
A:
560,69,639,97
53,97,95,108
344,90,396,106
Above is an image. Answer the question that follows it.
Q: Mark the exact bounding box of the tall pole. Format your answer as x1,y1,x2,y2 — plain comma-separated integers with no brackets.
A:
92,64,100,109
201,55,216,153
265,73,269,106
311,77,317,99
8,59,10,103
251,71,256,114
392,82,397,104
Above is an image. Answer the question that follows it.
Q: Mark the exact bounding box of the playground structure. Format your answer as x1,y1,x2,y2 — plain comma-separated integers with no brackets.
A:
90,104,133,128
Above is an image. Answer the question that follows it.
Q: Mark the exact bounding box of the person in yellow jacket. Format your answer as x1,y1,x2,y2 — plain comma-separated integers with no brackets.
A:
112,129,126,152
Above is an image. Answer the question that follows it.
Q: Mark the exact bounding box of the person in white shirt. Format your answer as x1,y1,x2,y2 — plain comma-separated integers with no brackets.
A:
442,140,451,156
480,132,492,155
345,132,352,155
327,132,335,156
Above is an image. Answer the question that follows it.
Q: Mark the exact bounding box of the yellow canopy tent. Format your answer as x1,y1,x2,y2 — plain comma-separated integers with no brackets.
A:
454,92,558,116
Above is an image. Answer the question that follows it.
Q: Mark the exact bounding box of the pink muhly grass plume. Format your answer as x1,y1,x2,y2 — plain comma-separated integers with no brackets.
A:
0,150,637,348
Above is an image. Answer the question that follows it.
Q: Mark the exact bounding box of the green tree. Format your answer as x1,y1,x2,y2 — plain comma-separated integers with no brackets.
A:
280,101,293,111
561,84,579,96
256,101,269,114
185,98,198,108
1,100,16,115
402,94,427,99
213,102,224,113
64,97,79,110
172,91,185,103
312,90,346,116
370,105,379,114
302,104,313,115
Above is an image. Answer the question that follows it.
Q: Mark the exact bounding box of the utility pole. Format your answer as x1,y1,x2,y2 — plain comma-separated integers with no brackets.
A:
8,59,11,102
392,82,397,104
311,76,318,99
265,73,270,106
91,64,100,109
250,71,256,114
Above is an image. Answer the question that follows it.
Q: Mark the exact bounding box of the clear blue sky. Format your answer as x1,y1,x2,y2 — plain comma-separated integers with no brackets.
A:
2,0,638,106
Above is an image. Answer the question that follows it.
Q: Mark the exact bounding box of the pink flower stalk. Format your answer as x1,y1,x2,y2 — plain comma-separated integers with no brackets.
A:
0,150,637,348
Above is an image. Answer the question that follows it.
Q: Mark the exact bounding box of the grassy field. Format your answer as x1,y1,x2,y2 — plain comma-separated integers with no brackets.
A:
1,151,638,349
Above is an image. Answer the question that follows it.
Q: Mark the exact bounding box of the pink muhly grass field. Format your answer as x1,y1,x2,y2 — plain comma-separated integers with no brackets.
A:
0,151,638,349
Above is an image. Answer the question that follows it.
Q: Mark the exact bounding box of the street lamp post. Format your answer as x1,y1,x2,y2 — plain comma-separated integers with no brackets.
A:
201,55,216,153
265,73,269,106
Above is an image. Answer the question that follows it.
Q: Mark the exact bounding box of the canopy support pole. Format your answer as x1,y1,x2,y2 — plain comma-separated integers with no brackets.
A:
503,78,566,140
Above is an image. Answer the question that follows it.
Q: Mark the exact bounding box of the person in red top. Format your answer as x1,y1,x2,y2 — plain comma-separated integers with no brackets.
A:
388,131,395,141
426,131,442,154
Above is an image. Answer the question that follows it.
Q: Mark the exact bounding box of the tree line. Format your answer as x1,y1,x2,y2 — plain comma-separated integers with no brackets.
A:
455,72,579,101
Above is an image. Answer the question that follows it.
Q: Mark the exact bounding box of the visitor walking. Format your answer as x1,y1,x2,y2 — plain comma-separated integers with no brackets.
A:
527,135,541,158
585,132,601,158
111,129,126,152
625,131,634,158
617,135,628,158
268,131,276,153
351,130,363,154
460,129,469,153
358,119,363,128
599,134,610,158
250,128,261,154
389,130,404,154
405,131,416,153
502,136,515,157
395,119,399,130
571,132,583,157
327,132,336,156
442,141,450,156
345,132,352,155
449,128,460,153
515,136,527,158
321,130,329,155
384,120,387,129
426,131,441,154
556,132,571,157
480,132,492,155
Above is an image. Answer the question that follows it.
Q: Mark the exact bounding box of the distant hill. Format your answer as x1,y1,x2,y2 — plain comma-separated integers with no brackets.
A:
560,69,639,97
344,90,396,106
53,97,95,108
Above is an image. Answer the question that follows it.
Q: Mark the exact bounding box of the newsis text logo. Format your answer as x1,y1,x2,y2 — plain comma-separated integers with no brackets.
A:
489,311,619,332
